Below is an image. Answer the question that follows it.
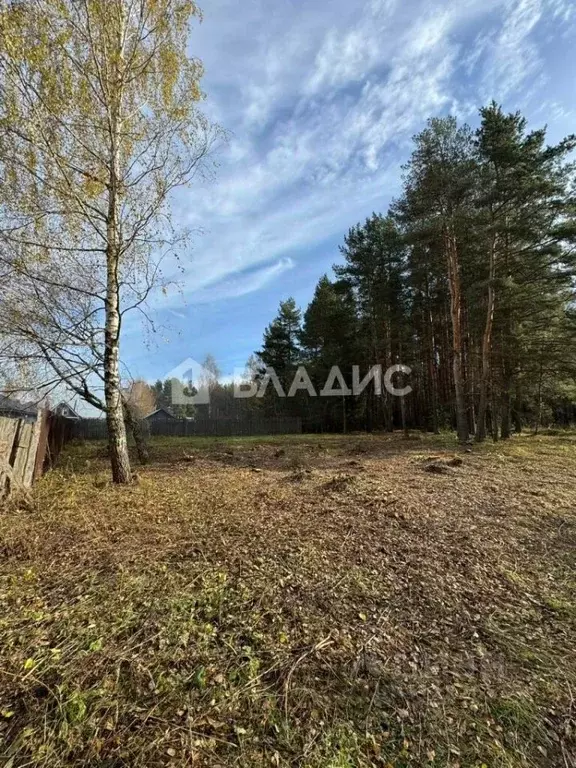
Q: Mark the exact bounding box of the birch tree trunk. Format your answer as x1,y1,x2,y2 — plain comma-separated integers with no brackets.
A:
104,13,132,484
104,335,131,483
104,177,132,483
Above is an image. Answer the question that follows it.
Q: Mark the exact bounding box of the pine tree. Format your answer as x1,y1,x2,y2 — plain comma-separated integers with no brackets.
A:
335,214,408,430
254,105,576,438
300,276,357,431
474,103,576,439
258,300,301,373
256,298,302,412
398,117,478,442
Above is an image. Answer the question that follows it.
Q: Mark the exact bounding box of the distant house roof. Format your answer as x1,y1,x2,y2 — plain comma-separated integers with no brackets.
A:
0,395,38,419
54,402,81,419
144,407,179,421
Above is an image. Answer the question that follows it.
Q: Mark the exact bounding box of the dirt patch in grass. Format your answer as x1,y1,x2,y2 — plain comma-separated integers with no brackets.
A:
0,433,575,767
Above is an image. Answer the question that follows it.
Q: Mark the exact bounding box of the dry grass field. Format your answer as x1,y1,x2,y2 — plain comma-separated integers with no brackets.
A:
0,432,575,767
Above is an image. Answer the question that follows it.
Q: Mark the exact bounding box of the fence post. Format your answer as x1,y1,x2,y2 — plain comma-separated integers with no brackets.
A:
33,409,51,481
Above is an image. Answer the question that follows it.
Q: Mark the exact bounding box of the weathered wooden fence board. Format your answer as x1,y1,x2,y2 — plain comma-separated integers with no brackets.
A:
33,410,51,481
12,421,35,487
0,411,72,498
0,417,19,457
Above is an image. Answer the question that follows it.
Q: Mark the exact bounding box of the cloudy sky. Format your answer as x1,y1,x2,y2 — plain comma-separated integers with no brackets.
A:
123,0,576,384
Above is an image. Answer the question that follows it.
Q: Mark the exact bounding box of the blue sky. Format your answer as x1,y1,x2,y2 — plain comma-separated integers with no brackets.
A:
122,0,576,385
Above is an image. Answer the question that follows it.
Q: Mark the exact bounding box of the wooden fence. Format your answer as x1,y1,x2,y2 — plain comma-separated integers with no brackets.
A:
147,415,303,437
73,415,303,440
0,411,73,498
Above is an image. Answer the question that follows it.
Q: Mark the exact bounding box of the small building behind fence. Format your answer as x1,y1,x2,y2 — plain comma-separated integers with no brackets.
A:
144,407,180,424
0,395,38,422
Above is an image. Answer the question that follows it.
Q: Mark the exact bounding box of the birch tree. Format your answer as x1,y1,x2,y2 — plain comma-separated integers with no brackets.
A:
0,0,218,482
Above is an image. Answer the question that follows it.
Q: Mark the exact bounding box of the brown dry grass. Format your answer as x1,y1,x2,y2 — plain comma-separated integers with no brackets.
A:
0,432,575,767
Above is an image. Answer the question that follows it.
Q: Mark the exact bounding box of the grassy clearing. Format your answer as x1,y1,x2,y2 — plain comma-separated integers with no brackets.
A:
0,432,575,767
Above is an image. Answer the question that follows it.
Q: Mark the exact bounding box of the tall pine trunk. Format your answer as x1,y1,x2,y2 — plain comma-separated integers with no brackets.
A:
425,273,440,433
500,383,512,438
384,319,394,432
476,233,497,442
500,331,513,439
488,376,498,441
500,227,513,440
445,226,468,442
535,350,544,434
513,381,523,433
464,325,476,435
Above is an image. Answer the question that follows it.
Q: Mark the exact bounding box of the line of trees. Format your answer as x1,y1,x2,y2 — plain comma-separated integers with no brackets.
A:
254,105,576,439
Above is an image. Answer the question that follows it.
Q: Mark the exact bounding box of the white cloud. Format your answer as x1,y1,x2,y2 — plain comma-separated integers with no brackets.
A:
153,0,575,319
187,258,295,304
479,0,543,102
